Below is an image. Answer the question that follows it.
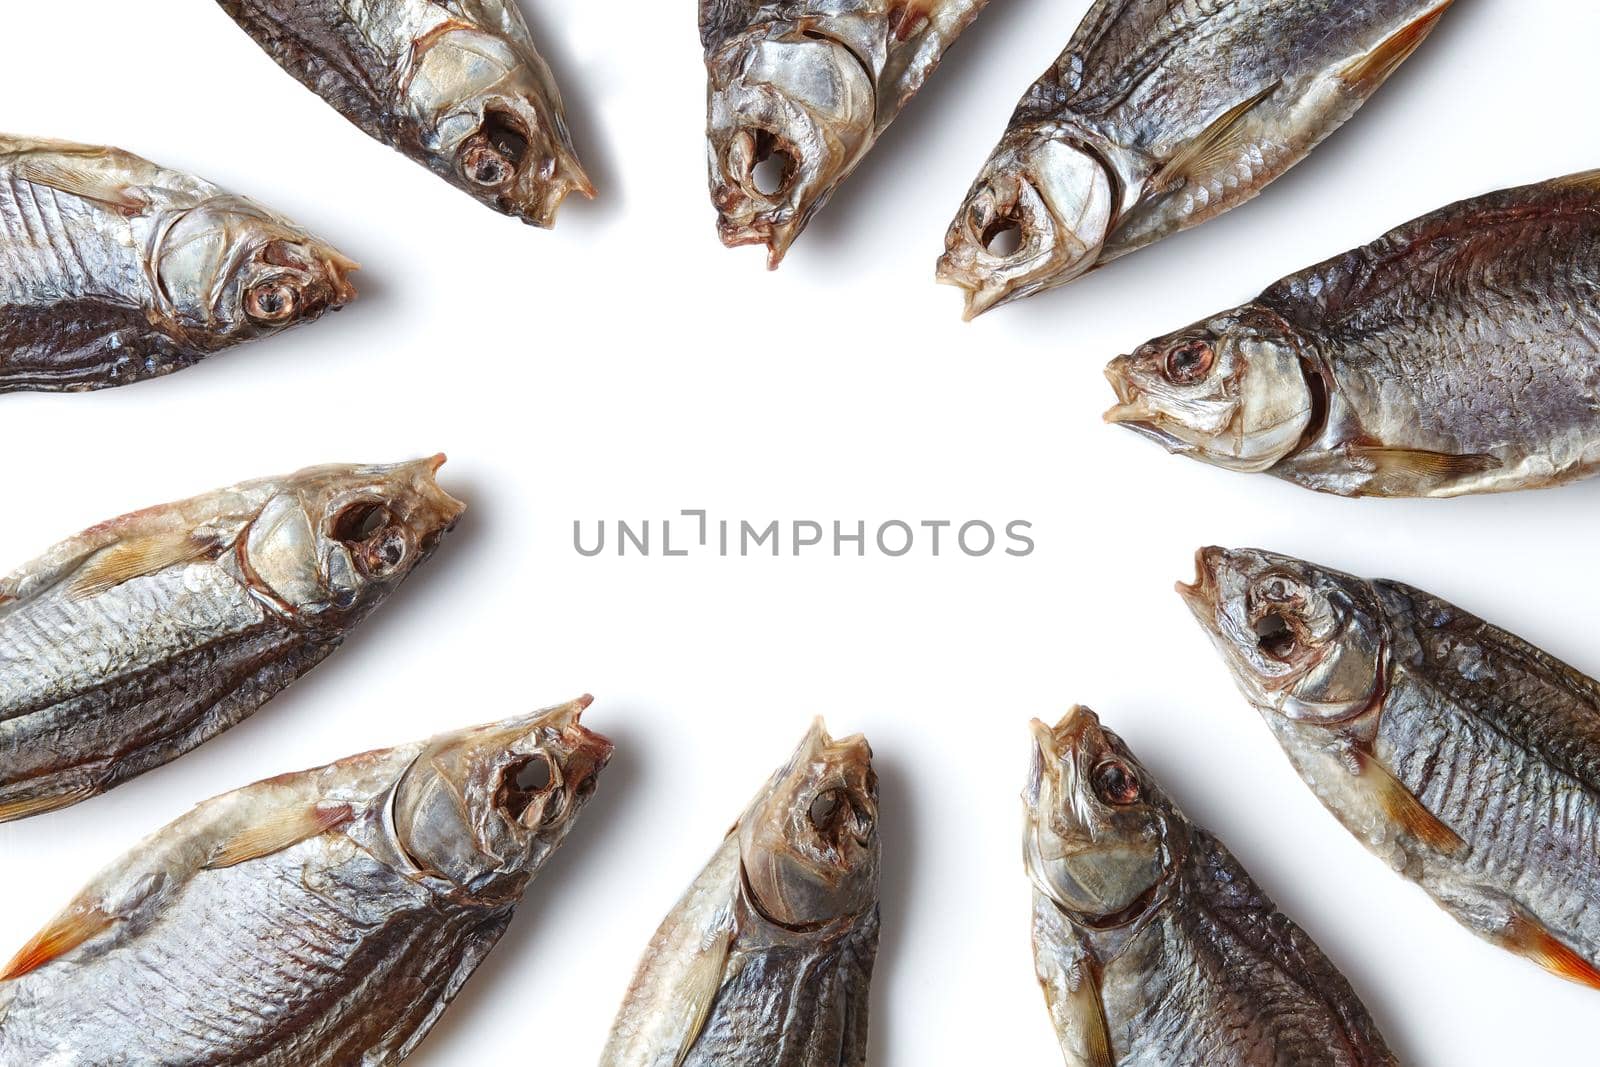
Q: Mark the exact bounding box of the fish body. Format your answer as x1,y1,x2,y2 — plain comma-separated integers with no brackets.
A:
0,457,463,822
602,720,879,1066
0,698,612,1065
703,0,988,266
938,0,1451,317
1106,173,1600,497
1026,707,1396,1066
0,136,356,393
218,0,593,226
1182,548,1600,990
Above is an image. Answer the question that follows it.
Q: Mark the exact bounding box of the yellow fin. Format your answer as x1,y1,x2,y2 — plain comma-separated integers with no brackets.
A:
1346,445,1498,485
68,531,222,601
0,783,99,824
13,158,148,216
1359,753,1464,855
203,802,354,871
1043,968,1114,1067
0,903,112,981
1152,81,1282,194
1503,912,1600,990
673,917,735,1067
1340,2,1453,90
1550,169,1600,193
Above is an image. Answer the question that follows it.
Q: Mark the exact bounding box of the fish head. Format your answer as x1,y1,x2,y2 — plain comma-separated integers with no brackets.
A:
1104,308,1314,473
1179,547,1387,726
153,196,358,343
392,696,614,891
242,456,465,622
705,26,877,267
1023,707,1179,922
738,719,880,928
936,134,1116,319
407,27,593,227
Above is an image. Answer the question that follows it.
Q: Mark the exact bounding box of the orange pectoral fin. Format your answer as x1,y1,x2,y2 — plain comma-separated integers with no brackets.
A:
1359,753,1465,856
203,802,354,870
1504,913,1600,990
1,903,113,981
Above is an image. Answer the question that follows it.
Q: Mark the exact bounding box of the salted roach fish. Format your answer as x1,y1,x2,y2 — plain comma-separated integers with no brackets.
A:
1106,172,1600,497
601,720,879,1066
217,0,593,226
0,135,356,393
703,0,988,267
0,698,612,1064
1182,548,1600,991
0,457,462,822
938,0,1451,318
1026,707,1396,1066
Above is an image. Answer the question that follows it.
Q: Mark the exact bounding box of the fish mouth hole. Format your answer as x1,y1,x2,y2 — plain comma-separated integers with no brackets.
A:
750,131,796,198
1255,612,1298,659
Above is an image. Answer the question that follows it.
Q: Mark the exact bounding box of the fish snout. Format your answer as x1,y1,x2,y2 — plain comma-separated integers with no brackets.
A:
1176,547,1227,619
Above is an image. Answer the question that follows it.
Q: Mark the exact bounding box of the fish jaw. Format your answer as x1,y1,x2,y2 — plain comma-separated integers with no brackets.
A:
937,135,1115,319
705,28,876,267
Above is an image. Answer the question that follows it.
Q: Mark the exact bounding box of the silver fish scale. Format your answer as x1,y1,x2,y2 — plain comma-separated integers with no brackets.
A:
1094,833,1385,1066
0,562,266,715
0,838,488,1065
1373,584,1600,950
0,172,144,309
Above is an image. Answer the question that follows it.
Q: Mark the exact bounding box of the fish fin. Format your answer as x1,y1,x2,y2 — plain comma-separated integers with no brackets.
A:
1550,169,1600,193
1042,968,1114,1067
203,802,355,870
1340,2,1453,91
1503,911,1600,989
0,903,113,981
1345,445,1498,486
1151,81,1282,195
0,783,100,824
672,915,736,1067
891,0,933,40
12,158,149,217
1358,753,1464,855
67,531,223,601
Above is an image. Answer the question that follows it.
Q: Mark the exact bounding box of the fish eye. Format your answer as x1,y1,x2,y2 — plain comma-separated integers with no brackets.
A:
1092,760,1140,806
245,280,299,323
809,789,846,832
333,503,390,544
463,144,514,186
1254,611,1299,659
1164,341,1215,384
498,755,558,823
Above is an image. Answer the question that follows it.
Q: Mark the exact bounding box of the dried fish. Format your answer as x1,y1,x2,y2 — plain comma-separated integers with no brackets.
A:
217,0,593,226
601,719,878,1066
704,0,988,267
0,457,463,822
1026,707,1397,1066
1106,172,1600,497
938,0,1452,318
0,697,612,1065
1182,547,1600,990
0,135,356,393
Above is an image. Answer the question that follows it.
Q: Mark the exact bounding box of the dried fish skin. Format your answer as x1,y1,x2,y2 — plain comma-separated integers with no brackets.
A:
0,698,613,1065
938,0,1451,318
704,0,988,267
1181,548,1600,990
1025,707,1397,1067
1107,172,1600,497
0,457,464,823
601,719,879,1067
218,0,593,226
0,135,356,393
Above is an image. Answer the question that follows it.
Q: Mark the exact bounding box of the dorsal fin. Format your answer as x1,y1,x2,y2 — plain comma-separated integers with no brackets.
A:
204,802,355,870
67,531,224,601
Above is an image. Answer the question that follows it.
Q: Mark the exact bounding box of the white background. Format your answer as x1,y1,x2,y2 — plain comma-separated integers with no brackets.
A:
0,1,1595,1063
